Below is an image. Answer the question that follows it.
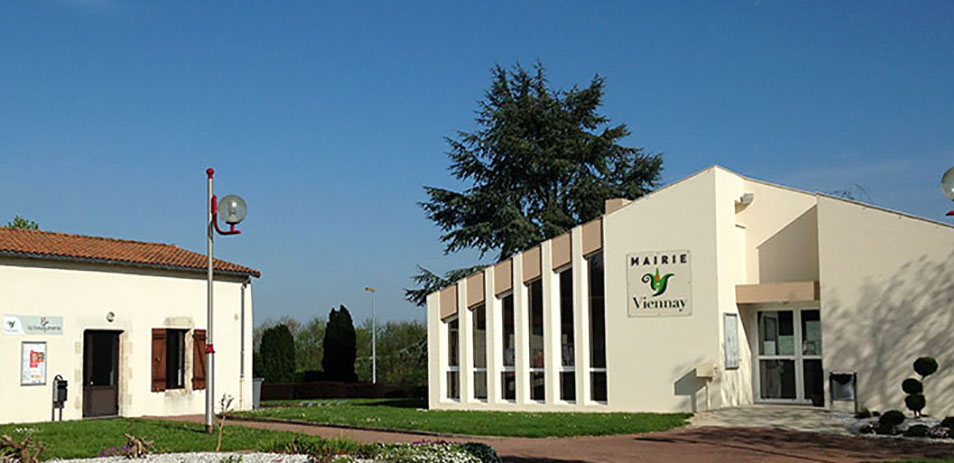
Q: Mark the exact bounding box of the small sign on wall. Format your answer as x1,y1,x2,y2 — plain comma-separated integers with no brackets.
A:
21,341,47,386
724,313,740,369
3,315,64,335
627,250,692,317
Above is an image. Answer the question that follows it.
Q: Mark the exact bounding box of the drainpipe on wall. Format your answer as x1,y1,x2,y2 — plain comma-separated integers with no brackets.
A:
240,277,250,407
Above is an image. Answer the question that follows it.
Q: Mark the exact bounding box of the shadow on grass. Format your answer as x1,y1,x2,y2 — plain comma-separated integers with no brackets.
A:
356,398,427,409
136,418,210,435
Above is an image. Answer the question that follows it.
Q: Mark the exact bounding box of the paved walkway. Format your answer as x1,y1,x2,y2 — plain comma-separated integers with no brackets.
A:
690,404,853,434
162,413,954,463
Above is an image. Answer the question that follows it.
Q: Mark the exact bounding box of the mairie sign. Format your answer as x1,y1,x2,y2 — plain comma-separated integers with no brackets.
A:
626,250,692,317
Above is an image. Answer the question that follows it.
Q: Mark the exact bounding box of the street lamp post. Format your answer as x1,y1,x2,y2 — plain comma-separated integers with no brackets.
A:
205,168,247,434
364,286,376,384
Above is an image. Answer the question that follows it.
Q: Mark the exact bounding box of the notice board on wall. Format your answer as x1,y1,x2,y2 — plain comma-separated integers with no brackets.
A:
724,313,740,370
21,341,47,385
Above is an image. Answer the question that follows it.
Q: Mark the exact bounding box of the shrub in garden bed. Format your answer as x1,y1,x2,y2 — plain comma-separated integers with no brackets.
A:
261,436,369,462
903,424,930,438
928,426,951,439
360,441,500,463
941,417,954,429
262,437,500,463
876,410,906,435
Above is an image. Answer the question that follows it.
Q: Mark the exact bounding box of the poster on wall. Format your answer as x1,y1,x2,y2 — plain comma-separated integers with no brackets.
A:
21,341,47,386
627,250,692,317
724,313,740,369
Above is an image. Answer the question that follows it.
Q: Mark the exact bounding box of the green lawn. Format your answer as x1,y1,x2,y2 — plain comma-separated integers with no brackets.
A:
244,398,690,438
0,418,361,461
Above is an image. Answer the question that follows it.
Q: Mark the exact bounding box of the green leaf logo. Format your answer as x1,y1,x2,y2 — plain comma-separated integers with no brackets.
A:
641,268,674,296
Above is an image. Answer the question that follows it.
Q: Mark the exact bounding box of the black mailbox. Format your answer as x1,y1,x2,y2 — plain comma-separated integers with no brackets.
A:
54,377,68,403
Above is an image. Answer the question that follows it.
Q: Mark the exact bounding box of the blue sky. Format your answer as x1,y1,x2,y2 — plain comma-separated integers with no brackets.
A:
1,1,952,325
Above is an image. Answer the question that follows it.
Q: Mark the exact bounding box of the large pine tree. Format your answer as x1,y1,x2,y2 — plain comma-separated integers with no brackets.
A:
406,62,663,306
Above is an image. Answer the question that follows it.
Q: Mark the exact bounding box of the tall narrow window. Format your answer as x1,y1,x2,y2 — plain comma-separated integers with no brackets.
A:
500,294,516,401
588,253,607,402
559,268,576,401
446,317,459,399
166,329,186,390
471,303,487,400
528,279,545,401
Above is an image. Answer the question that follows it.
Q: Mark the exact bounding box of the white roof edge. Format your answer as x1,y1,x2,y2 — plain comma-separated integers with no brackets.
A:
815,193,954,230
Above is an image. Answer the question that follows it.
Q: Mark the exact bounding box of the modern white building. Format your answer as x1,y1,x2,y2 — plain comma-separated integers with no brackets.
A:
0,228,258,424
427,166,954,415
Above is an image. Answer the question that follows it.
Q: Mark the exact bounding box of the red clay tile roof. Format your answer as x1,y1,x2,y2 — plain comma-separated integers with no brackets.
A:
0,228,260,277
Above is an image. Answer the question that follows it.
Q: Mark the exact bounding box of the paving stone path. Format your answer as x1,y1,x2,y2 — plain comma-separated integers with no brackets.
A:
162,414,954,463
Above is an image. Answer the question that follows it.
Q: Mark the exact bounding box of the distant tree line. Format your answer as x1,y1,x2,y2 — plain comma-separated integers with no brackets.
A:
253,305,426,387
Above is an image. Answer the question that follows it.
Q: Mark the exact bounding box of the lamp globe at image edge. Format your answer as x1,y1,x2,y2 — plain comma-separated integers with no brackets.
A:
219,195,248,225
941,166,954,202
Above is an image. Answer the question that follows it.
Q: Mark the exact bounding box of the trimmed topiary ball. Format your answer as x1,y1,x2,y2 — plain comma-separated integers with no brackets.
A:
905,394,926,414
904,424,930,438
914,357,939,377
902,378,923,394
880,410,906,427
941,417,954,429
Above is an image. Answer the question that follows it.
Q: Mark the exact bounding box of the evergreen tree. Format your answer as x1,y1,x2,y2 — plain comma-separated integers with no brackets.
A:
257,324,296,382
406,62,663,306
4,216,39,230
322,305,357,382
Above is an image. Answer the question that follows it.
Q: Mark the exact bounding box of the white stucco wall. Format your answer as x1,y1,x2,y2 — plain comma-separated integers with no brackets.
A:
817,196,954,416
0,258,254,424
601,168,724,412
427,166,954,414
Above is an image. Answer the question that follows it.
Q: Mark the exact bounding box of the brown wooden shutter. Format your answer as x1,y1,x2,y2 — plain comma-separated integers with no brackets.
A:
151,329,167,392
193,329,207,390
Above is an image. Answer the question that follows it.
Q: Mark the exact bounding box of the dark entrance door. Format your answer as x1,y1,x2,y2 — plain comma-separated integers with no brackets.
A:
83,330,120,417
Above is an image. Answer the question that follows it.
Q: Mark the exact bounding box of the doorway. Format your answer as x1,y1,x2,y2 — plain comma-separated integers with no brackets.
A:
83,330,120,417
754,309,824,406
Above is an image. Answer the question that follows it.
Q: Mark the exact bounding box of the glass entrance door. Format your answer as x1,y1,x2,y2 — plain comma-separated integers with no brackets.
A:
756,309,823,405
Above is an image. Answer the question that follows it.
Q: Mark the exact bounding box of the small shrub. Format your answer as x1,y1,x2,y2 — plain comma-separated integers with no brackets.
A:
216,394,235,452
260,436,367,463
880,410,906,427
218,456,243,463
941,417,954,429
876,423,898,436
914,357,939,377
109,433,154,459
904,424,930,438
0,434,44,463
858,423,877,434
872,411,881,417
928,426,951,439
902,378,923,394
854,409,872,419
905,394,926,416
375,443,480,463
459,443,501,463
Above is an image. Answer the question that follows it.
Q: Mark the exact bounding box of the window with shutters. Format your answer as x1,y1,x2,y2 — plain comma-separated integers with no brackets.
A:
152,328,205,392
192,329,207,390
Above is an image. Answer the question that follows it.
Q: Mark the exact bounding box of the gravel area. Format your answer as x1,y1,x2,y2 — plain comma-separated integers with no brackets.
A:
49,452,317,463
